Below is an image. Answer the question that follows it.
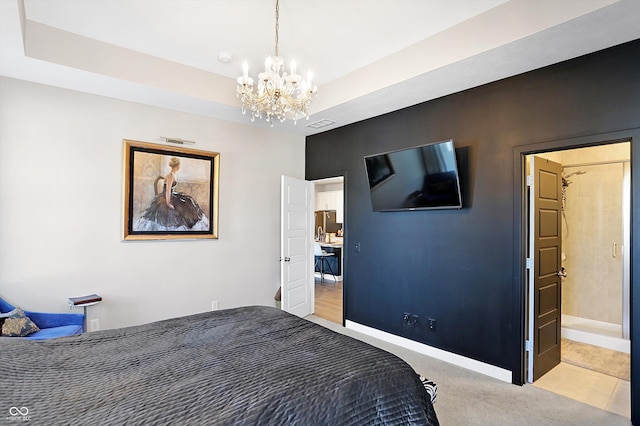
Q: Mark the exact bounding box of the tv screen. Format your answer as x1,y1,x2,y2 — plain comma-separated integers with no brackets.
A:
364,139,463,211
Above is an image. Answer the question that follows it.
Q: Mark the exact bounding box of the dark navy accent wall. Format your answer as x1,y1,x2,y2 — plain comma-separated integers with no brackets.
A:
306,39,640,422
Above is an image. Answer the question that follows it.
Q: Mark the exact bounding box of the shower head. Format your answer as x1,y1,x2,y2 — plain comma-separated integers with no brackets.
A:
562,170,586,188
564,170,586,179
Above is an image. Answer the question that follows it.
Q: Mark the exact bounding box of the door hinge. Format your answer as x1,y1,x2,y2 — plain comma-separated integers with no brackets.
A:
526,258,533,269
525,340,533,352
526,175,534,187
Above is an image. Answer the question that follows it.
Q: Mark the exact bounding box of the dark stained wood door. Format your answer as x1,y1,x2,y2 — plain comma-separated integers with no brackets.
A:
530,156,563,381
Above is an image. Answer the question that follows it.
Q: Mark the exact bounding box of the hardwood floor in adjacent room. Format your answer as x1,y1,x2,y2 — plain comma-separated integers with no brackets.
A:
314,276,342,325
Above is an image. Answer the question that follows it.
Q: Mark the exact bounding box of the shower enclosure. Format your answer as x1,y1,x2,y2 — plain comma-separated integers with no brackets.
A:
557,143,630,353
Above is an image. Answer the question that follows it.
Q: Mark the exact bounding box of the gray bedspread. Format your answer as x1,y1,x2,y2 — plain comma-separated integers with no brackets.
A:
1,306,438,425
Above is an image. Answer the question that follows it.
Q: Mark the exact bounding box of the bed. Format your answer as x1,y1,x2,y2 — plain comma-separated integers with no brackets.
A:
2,305,438,425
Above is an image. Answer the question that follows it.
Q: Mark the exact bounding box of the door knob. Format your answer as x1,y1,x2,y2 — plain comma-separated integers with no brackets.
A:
557,267,567,278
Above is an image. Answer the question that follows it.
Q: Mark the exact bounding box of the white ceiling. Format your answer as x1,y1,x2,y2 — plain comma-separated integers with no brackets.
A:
1,0,639,136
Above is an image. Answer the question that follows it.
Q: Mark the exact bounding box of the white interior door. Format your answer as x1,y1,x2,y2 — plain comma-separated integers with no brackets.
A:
280,176,314,317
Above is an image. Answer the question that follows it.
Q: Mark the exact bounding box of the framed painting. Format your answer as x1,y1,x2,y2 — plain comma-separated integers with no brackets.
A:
122,140,219,240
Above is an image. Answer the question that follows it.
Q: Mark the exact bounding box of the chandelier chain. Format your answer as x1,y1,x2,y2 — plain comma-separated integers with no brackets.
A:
275,0,279,57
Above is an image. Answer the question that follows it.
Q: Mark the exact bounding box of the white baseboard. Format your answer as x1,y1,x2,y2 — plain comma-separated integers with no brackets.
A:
345,320,512,383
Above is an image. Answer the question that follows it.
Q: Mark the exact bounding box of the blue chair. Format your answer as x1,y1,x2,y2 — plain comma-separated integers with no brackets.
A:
0,296,84,340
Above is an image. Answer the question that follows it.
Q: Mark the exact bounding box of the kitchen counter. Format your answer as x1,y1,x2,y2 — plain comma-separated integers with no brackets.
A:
317,241,342,248
317,236,343,247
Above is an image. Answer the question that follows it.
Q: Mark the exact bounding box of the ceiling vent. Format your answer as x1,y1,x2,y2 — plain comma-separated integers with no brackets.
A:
306,119,336,129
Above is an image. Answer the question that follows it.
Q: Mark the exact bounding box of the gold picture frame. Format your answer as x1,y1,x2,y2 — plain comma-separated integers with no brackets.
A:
122,140,219,240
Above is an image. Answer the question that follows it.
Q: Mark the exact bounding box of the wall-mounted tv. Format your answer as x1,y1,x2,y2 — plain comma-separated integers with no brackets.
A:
364,139,463,211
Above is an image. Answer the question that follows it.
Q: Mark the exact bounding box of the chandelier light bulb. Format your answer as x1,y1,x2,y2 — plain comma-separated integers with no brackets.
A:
242,61,249,79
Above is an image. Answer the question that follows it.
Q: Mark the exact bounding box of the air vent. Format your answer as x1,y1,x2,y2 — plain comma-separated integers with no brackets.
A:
306,119,336,129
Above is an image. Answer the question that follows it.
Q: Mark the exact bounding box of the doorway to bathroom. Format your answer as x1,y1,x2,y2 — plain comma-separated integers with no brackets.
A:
529,142,631,352
525,141,631,418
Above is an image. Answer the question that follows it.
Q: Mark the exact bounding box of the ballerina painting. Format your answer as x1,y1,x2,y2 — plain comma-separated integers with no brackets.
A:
123,140,219,240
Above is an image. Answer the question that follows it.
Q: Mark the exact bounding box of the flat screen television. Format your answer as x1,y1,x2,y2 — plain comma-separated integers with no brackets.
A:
364,139,463,211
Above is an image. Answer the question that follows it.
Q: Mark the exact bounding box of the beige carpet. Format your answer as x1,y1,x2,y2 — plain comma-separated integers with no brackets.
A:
306,315,630,426
561,338,630,381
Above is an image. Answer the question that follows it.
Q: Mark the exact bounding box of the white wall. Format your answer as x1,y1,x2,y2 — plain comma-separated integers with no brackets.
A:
0,77,305,329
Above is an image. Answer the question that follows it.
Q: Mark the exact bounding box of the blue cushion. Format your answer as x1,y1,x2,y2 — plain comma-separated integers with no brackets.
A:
0,298,15,314
26,311,84,329
24,325,83,340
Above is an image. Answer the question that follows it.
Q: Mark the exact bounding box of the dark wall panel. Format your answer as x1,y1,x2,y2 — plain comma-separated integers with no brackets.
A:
306,40,640,392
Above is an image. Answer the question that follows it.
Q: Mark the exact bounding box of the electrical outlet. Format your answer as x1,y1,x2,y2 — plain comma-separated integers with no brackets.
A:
403,312,412,326
403,313,418,327
428,318,436,332
211,300,219,311
90,319,100,332
411,314,419,327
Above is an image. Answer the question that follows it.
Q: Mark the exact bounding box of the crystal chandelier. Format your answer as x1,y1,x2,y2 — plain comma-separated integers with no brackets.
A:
236,0,317,126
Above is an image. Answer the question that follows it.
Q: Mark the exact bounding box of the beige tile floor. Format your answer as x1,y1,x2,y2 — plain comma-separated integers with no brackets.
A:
533,362,630,419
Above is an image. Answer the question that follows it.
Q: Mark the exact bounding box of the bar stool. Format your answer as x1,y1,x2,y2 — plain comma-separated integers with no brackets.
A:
314,242,336,283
